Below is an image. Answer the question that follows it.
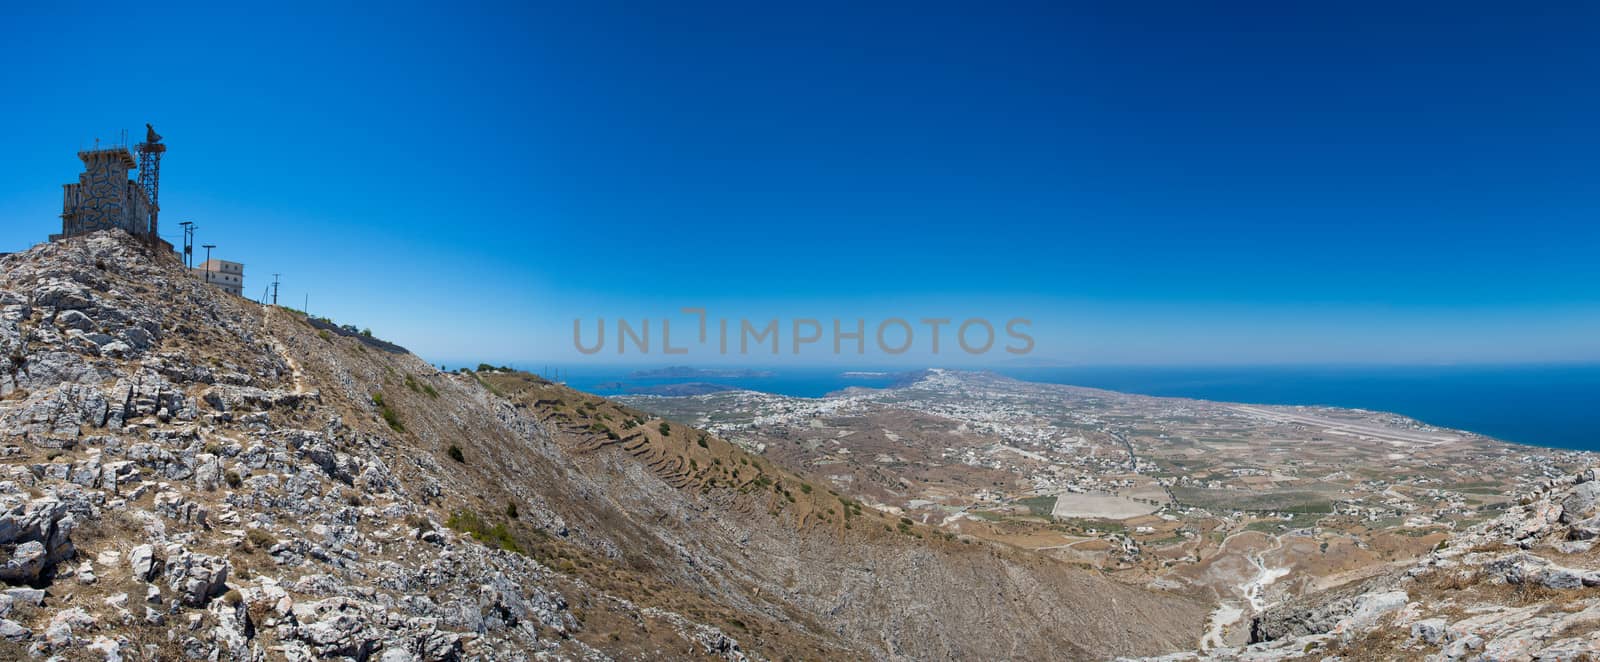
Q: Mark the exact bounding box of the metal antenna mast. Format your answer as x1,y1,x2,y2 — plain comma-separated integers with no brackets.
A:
271,274,280,305
135,124,166,239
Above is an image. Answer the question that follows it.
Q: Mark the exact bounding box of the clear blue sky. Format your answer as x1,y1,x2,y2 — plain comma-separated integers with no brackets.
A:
2,2,1597,367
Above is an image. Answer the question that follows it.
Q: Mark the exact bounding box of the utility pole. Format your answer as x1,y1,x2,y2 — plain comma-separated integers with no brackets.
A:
201,244,215,285
178,221,195,269
271,274,280,305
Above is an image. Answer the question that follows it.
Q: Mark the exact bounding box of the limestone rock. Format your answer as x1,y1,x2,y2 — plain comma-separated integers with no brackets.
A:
1561,481,1600,523
129,543,159,581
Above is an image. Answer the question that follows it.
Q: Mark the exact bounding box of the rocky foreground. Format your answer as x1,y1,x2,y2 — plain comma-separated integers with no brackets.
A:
0,234,588,660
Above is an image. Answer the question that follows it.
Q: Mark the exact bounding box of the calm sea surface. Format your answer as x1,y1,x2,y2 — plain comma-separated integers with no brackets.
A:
551,364,1600,451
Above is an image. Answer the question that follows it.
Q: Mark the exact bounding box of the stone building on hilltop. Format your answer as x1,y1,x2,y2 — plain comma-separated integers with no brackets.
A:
51,125,167,247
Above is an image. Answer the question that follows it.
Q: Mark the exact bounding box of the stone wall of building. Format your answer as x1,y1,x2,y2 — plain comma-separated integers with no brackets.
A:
52,148,155,241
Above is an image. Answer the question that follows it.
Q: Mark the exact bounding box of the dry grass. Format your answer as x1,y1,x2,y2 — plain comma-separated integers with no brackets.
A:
1326,623,1415,661
1411,565,1572,610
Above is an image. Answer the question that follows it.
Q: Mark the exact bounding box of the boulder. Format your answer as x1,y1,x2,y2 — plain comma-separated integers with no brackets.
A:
1539,566,1585,589
129,544,159,581
1411,617,1448,646
1334,591,1409,639
1560,482,1600,523
0,618,28,642
54,310,94,332
194,453,222,491
164,550,229,607
0,541,46,583
1570,515,1600,540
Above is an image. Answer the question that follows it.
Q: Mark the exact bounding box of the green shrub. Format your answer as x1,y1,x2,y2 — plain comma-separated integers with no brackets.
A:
372,393,404,432
245,528,277,551
506,502,519,519
224,471,243,488
447,444,465,463
696,435,709,449
657,421,671,436
446,509,522,553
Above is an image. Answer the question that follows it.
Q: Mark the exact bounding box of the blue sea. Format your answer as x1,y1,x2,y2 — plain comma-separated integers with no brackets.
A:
549,364,1600,451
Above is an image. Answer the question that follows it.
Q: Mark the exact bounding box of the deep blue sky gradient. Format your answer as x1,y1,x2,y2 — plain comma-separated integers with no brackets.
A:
2,2,1597,365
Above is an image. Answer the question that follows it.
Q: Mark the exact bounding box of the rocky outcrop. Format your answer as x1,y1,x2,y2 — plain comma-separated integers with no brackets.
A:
0,233,618,659
1146,464,1600,660
0,496,78,584
1248,571,1402,644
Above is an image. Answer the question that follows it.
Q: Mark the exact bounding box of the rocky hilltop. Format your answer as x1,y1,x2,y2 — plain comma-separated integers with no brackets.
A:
0,231,1206,660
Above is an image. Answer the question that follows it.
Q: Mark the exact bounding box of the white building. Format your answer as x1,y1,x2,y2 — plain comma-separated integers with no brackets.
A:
192,259,244,296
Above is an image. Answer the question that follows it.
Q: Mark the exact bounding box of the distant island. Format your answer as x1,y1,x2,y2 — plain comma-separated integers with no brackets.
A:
628,366,775,379
594,381,737,396
840,369,929,388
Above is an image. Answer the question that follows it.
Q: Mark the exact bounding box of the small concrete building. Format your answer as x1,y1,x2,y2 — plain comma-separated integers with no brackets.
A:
193,259,244,296
53,147,157,242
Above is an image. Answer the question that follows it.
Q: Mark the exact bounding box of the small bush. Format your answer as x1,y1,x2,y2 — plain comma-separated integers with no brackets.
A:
245,528,277,551
372,393,404,432
224,471,242,489
446,509,522,554
696,435,709,449
447,444,465,464
222,589,242,605
506,502,519,519
658,422,671,436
